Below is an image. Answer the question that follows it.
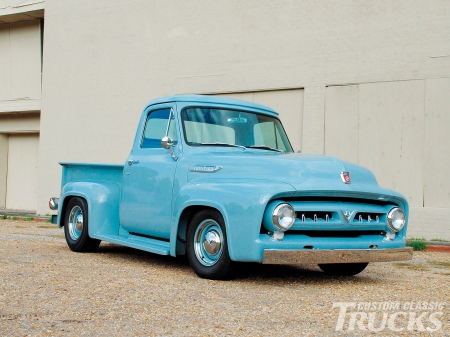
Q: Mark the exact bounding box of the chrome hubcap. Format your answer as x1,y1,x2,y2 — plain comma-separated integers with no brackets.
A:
193,219,224,266
68,206,83,240
203,230,221,255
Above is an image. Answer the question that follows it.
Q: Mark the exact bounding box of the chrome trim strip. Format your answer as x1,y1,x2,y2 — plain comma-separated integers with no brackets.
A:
190,165,222,173
262,247,413,264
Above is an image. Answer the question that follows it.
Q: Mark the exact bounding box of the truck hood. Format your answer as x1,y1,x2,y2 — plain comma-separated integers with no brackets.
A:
186,151,394,198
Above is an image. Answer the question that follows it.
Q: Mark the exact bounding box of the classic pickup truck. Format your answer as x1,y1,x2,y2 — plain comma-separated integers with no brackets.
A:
49,95,413,279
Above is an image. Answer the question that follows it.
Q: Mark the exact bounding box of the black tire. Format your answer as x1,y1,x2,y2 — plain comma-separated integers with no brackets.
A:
64,197,101,252
186,209,235,280
318,262,368,276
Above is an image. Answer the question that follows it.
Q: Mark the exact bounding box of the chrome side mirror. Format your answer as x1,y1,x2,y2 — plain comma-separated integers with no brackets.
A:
161,136,178,161
161,136,173,149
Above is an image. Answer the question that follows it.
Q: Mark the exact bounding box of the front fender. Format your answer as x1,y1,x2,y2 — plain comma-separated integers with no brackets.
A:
171,179,296,260
59,181,121,237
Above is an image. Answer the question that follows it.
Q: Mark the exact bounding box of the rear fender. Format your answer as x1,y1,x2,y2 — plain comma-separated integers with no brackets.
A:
58,181,121,237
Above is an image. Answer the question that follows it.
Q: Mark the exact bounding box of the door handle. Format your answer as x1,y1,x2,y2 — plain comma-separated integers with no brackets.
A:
127,159,140,166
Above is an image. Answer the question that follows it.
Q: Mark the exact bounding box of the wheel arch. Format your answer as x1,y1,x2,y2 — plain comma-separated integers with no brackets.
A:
174,205,225,257
58,181,121,237
170,180,296,261
58,195,78,228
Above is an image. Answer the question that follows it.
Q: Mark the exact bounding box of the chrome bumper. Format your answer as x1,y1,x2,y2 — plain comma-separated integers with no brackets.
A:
262,247,413,264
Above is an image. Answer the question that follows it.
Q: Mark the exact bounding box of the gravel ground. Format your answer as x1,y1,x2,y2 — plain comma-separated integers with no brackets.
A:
0,220,449,336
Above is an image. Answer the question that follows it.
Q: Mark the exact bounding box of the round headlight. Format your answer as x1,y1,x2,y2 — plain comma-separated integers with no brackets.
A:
272,203,295,231
387,207,405,232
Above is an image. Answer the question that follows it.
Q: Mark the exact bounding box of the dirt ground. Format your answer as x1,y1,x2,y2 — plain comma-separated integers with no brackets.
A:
1,220,449,336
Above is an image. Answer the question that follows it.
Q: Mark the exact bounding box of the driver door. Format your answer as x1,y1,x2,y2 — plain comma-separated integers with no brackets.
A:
120,103,179,240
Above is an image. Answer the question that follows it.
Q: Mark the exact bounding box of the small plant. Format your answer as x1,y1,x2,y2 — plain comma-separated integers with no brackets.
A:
25,217,34,221
1,214,7,220
11,216,17,220
406,237,427,251
430,238,450,242
45,213,51,216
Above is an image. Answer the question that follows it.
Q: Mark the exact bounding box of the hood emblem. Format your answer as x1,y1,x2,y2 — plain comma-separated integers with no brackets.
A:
190,165,222,173
340,171,351,184
341,210,355,223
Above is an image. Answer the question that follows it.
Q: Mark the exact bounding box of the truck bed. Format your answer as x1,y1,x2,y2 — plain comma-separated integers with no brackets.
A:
60,162,124,188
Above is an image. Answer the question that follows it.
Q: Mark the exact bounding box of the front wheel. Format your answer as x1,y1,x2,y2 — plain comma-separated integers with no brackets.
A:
318,262,368,276
64,197,100,252
186,209,235,280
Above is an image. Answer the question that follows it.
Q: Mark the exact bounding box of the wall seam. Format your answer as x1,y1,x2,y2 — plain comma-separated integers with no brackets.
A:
4,135,9,208
422,79,426,208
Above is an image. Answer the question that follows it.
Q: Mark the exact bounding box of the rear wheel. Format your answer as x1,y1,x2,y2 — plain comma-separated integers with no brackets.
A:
318,262,368,276
186,209,235,280
64,197,100,252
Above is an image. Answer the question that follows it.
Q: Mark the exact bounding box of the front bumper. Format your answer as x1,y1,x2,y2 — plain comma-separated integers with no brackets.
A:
262,247,413,264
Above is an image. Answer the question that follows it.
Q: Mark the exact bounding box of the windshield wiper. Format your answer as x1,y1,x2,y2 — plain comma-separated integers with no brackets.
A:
199,142,246,150
245,145,284,153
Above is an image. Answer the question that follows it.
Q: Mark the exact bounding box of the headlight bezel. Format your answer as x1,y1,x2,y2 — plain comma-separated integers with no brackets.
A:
387,207,406,232
272,203,296,231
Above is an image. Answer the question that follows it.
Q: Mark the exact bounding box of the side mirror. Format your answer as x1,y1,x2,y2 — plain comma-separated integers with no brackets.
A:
161,136,178,161
161,136,173,149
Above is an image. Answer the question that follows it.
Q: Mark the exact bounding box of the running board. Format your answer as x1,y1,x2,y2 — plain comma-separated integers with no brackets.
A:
92,233,170,255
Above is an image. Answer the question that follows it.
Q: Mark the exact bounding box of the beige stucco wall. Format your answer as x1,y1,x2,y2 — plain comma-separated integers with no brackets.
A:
0,20,42,112
38,0,450,238
6,133,39,210
0,5,42,211
324,79,450,239
0,113,40,133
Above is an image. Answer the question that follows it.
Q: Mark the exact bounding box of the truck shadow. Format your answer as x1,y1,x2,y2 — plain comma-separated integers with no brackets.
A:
96,243,380,285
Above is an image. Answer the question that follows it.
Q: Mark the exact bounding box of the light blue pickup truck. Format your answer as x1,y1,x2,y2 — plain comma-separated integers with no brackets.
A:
50,95,412,279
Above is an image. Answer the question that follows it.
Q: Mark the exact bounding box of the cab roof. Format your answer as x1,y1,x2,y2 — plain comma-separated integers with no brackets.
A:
145,94,279,117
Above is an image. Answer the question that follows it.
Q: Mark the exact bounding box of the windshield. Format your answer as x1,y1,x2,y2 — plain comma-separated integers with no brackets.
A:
182,107,293,152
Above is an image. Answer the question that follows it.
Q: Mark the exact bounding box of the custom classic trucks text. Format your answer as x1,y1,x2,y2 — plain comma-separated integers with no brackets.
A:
50,95,413,279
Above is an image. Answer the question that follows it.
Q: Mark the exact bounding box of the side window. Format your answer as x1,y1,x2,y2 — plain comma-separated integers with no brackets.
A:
141,108,177,148
253,121,289,152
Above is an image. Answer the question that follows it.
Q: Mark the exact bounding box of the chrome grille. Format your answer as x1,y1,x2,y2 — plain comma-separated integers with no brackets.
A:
296,211,334,223
353,212,384,223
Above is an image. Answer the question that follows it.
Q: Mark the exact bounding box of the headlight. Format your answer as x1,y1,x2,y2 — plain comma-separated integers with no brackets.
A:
272,203,295,231
387,207,405,232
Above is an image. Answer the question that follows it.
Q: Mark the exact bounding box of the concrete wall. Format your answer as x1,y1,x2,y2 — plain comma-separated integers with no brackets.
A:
37,0,450,238
324,80,450,239
0,114,40,133
0,5,42,211
0,20,42,112
5,133,39,210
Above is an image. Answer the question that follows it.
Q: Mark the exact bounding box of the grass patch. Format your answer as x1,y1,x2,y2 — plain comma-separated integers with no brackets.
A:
37,225,56,229
11,216,17,220
394,262,429,272
406,237,427,251
429,260,450,269
430,238,450,242
24,217,34,221
1,214,7,220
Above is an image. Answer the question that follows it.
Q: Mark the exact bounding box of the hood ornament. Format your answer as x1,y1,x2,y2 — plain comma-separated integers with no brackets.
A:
340,171,351,184
341,210,355,223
